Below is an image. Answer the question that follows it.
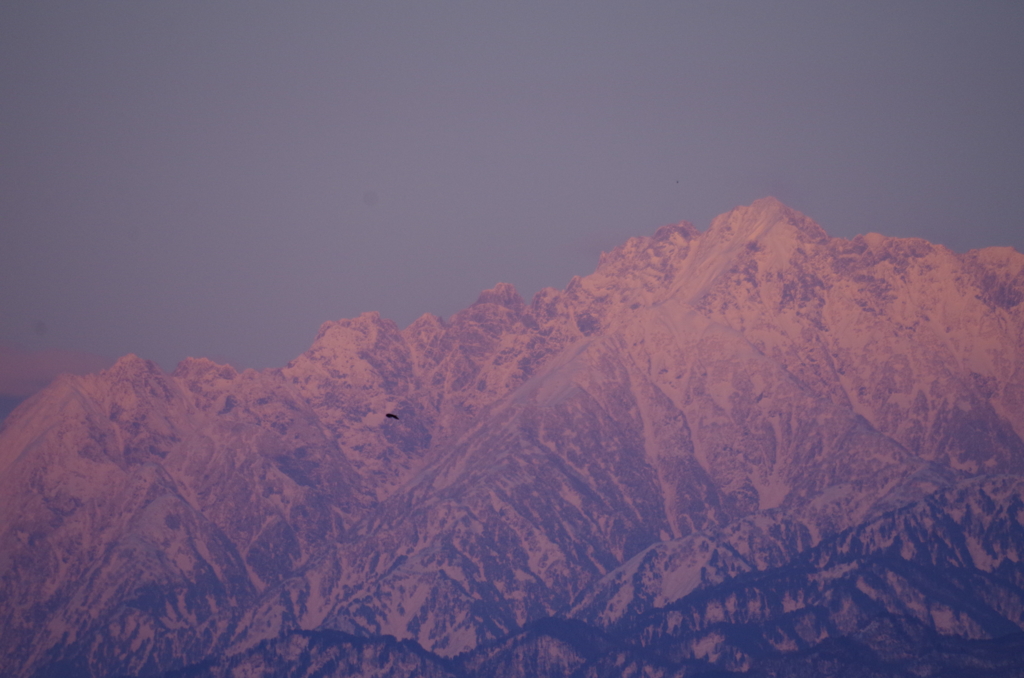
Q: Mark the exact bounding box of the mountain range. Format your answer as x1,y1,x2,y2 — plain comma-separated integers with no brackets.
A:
1,197,1022,677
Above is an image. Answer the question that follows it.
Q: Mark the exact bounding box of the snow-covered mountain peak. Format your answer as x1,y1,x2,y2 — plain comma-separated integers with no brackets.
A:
106,352,164,380
2,199,1024,676
706,196,827,245
473,282,525,310
172,356,238,381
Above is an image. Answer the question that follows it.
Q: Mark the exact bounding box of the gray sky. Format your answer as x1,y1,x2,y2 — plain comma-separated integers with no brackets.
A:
2,1,1022,379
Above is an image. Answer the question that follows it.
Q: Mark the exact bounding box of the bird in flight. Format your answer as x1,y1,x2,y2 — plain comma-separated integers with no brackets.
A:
385,413,399,420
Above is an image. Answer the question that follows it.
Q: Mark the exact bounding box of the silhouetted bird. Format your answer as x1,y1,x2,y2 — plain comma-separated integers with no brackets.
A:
385,413,399,420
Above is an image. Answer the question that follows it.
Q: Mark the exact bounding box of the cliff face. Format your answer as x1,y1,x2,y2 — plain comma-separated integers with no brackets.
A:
1,198,1022,677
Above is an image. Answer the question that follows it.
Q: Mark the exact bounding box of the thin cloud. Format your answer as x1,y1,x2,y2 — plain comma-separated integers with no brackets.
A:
0,344,113,398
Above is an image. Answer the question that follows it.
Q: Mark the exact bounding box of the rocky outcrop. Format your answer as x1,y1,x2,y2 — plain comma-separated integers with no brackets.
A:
1,198,1022,677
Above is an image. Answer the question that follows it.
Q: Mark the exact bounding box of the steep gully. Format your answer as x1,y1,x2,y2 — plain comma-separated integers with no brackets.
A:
0,198,1022,676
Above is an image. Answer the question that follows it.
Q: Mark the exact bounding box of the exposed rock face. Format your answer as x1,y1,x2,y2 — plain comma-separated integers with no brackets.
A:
1,198,1022,677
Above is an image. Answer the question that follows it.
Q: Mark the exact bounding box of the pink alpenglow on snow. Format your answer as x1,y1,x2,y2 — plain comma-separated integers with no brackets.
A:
1,199,1023,677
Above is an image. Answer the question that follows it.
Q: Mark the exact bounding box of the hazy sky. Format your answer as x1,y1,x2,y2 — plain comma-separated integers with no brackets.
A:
2,1,1022,377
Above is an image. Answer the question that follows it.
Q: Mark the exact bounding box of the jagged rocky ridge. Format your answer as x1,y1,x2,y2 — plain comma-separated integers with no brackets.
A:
153,476,1024,677
1,198,1022,677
